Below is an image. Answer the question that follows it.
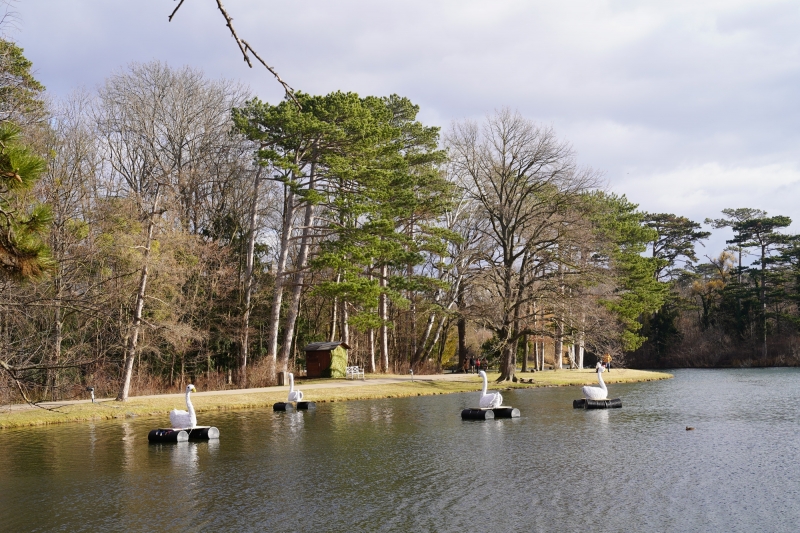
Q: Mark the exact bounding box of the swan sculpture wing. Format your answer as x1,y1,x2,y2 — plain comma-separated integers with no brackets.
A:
287,373,304,402
288,390,304,402
479,390,503,408
582,365,608,400
169,384,197,428
478,370,503,408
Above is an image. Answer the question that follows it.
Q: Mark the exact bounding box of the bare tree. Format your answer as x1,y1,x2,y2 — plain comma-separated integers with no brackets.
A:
97,62,251,400
447,109,598,382
37,91,102,398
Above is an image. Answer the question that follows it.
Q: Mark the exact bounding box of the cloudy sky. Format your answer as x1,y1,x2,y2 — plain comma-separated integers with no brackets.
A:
12,0,800,255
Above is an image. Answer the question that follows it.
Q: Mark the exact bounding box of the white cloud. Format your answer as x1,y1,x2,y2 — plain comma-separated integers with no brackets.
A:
614,162,800,252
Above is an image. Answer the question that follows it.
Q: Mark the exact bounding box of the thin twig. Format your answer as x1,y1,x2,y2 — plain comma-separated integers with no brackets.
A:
1,359,99,410
240,38,301,107
3,366,62,411
168,0,186,21
168,0,301,108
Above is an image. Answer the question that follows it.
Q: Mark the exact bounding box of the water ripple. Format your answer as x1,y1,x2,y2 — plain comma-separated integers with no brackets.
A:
3,369,800,532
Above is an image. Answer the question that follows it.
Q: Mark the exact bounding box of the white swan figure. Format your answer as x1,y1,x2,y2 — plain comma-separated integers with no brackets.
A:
582,364,608,400
287,373,304,402
478,370,503,408
169,384,197,428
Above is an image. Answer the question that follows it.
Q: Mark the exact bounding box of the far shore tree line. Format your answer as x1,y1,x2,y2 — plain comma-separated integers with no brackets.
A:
2,45,799,404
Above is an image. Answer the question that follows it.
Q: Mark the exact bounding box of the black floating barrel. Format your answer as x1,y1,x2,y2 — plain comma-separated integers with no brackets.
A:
148,428,188,443
275,401,316,411
492,407,521,418
573,398,622,409
148,426,219,443
461,408,495,420
187,426,220,440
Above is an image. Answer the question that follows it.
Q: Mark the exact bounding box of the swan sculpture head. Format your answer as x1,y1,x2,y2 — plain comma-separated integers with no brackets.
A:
478,370,503,408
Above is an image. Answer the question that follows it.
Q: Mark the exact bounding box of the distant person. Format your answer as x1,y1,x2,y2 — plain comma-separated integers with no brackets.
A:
469,356,475,373
602,353,612,372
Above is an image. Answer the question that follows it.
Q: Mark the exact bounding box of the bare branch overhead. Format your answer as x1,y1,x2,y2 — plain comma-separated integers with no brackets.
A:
168,0,300,108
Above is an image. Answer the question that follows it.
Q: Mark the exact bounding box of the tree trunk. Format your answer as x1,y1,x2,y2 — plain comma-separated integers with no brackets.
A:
554,319,564,370
497,268,516,380
238,170,261,387
424,314,448,361
499,249,528,382
408,298,417,363
117,188,161,401
413,309,437,368
47,259,64,400
328,272,341,341
554,259,565,370
48,300,62,401
578,312,585,369
457,317,467,371
521,334,529,372
521,299,533,373
280,164,317,371
436,321,450,369
540,340,545,371
498,327,516,381
329,299,338,342
266,184,295,375
341,301,350,346
499,338,516,382
364,265,376,372
379,263,389,372
368,328,376,373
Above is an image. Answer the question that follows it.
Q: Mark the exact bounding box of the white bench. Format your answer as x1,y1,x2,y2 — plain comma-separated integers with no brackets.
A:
346,366,365,380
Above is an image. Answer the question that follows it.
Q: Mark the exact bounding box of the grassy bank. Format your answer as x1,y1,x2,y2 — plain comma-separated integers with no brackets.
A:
0,369,672,430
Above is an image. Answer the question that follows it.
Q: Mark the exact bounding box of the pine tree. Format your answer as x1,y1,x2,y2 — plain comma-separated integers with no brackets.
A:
0,38,51,279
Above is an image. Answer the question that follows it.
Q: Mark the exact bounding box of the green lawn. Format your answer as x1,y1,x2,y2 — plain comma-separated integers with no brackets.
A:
0,368,672,429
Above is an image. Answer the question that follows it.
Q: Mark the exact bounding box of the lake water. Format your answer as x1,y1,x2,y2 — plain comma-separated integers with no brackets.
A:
2,369,800,532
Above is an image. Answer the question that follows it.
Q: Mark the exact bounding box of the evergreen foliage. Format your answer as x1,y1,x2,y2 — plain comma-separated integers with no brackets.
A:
0,39,51,280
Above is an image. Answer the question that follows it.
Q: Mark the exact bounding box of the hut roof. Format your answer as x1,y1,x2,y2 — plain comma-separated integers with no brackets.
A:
303,341,350,352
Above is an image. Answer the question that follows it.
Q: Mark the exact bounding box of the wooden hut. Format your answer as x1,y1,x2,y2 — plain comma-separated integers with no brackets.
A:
304,341,350,378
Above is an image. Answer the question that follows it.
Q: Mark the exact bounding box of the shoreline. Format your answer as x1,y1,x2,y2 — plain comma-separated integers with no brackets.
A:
0,369,672,430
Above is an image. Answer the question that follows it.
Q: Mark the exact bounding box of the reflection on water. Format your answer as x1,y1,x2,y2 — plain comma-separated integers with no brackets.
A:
2,369,800,532
121,422,135,470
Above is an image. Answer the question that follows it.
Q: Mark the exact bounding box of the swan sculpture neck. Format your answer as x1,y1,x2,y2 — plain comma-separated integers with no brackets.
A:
185,384,196,416
287,372,303,402
597,366,607,391
478,370,502,408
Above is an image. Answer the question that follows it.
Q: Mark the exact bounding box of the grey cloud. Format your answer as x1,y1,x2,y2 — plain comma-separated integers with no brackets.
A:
13,0,800,251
